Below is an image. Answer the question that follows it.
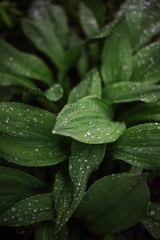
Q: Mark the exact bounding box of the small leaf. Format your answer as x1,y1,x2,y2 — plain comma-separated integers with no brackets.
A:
75,173,150,234
131,42,160,84
79,2,99,37
0,193,54,226
0,102,66,166
68,69,102,103
141,202,160,239
101,21,133,84
0,166,47,214
53,97,125,144
110,123,160,169
0,38,53,87
103,82,160,103
45,84,63,101
34,221,54,240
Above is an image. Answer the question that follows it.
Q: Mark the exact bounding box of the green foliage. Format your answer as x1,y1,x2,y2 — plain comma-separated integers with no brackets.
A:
0,0,160,239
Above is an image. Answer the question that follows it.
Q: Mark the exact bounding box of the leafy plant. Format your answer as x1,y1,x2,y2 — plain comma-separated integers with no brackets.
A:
0,0,160,239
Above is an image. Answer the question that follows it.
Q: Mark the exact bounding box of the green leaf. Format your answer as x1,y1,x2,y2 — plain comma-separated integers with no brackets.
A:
53,97,125,144
53,141,106,233
68,69,102,103
0,102,66,166
0,166,47,214
118,102,160,125
79,2,99,37
103,82,160,103
131,42,160,84
0,193,54,226
101,21,133,84
21,1,65,70
110,123,160,169
34,221,54,240
75,173,150,234
45,84,63,101
0,38,53,87
123,0,160,51
141,202,160,239
84,0,105,27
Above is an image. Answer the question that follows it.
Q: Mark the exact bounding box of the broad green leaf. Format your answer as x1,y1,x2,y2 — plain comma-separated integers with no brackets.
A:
45,84,63,102
84,0,105,27
79,2,99,37
34,221,54,240
122,0,160,51
0,193,54,226
141,202,160,239
52,97,125,144
75,173,150,234
53,141,106,233
118,103,160,124
0,72,36,89
110,123,160,169
131,42,160,84
68,69,102,103
101,21,133,84
21,1,65,70
103,82,160,103
0,102,65,166
0,38,53,87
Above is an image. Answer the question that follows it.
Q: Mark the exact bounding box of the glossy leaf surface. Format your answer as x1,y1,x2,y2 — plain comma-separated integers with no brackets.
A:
110,123,160,169
0,102,65,166
75,173,150,233
53,97,125,144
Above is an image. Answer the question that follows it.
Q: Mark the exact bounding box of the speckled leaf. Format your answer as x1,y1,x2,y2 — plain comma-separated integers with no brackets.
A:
79,2,99,37
0,166,47,214
68,69,102,103
0,38,53,87
103,82,160,103
101,21,132,84
118,103,160,125
141,202,160,239
0,193,54,226
0,102,65,166
52,97,125,144
110,123,160,169
21,1,65,70
53,141,106,233
75,173,150,234
122,0,160,51
131,42,160,84
45,84,63,101
34,221,54,240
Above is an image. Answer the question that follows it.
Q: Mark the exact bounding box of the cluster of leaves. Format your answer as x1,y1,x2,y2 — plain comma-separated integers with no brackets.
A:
0,0,160,239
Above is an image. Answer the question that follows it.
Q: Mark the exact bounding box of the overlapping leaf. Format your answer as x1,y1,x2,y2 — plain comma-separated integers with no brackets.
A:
75,173,150,233
68,69,102,103
110,123,160,169
101,21,132,84
0,38,53,87
103,82,160,103
0,102,65,166
53,97,125,144
35,221,54,240
0,166,47,214
0,193,53,226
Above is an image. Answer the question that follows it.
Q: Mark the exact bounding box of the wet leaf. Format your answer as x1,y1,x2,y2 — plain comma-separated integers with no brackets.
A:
52,97,125,144
0,38,53,87
141,202,160,239
131,42,160,84
45,84,63,102
0,193,54,226
79,2,99,37
0,102,66,166
75,173,150,233
101,21,132,84
68,69,102,103
53,141,106,233
103,82,160,103
110,123,160,169
0,166,47,214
